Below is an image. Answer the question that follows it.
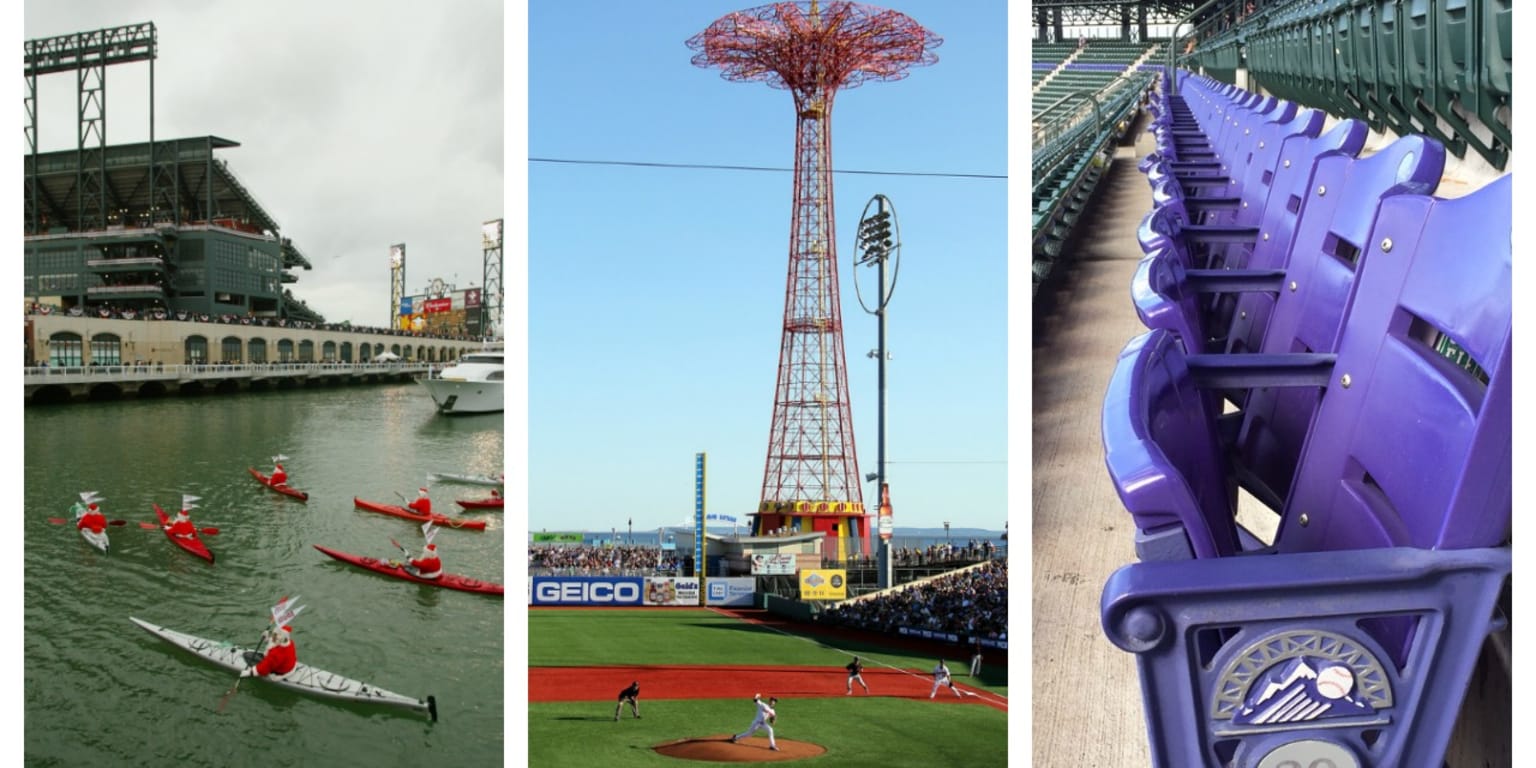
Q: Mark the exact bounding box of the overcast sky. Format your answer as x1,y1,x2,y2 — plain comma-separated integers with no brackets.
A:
21,0,504,330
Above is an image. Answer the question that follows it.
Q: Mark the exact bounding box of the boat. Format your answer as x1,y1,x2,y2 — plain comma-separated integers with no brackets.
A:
249,468,310,501
454,497,503,511
129,617,437,721
80,526,110,554
351,497,487,531
313,545,504,596
427,472,504,487
418,344,503,414
154,504,214,562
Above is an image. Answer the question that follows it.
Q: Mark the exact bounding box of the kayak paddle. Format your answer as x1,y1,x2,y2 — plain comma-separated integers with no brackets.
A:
49,518,129,526
138,522,221,535
219,622,273,713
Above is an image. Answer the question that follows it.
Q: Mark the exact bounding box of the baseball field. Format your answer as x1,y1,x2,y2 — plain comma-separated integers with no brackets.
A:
528,607,1009,767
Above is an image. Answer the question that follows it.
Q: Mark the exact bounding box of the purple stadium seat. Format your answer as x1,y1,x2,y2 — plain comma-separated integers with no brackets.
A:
1101,173,1511,768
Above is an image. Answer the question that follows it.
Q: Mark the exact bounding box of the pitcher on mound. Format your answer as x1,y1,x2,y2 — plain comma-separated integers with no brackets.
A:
730,694,779,751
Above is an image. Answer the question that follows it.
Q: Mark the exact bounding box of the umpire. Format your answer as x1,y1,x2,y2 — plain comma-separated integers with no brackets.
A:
614,680,641,721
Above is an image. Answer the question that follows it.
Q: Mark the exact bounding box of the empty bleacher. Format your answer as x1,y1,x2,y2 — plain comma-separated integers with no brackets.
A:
1032,2,1512,766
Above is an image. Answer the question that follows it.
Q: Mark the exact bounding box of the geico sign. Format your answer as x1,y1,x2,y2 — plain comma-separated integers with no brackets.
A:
535,581,640,603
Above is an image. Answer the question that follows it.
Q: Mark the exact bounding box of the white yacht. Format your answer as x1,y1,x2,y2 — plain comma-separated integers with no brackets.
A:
419,345,504,414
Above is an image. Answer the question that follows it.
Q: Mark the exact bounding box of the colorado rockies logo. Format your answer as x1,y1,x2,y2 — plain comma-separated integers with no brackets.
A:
1210,630,1393,725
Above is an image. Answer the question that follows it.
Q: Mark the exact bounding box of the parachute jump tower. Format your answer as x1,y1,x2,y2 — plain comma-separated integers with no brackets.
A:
687,2,939,558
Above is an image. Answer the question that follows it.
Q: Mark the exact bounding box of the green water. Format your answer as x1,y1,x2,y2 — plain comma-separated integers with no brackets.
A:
24,383,505,767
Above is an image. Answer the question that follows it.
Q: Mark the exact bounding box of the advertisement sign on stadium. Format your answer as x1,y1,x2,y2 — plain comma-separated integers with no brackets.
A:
799,569,847,600
422,297,453,314
706,577,756,607
751,554,796,576
399,297,413,315
643,577,701,606
531,576,643,606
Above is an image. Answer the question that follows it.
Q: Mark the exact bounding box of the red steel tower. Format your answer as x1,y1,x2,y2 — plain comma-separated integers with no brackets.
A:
688,2,939,558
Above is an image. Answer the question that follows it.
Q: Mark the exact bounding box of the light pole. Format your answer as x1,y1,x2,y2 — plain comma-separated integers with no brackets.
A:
856,194,900,589
944,521,951,547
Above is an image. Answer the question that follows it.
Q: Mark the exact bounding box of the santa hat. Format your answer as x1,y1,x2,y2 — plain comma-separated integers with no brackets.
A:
424,543,437,553
418,487,430,496
273,625,294,645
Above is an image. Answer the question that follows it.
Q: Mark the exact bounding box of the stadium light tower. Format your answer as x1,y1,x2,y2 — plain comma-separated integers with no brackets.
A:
688,1,939,560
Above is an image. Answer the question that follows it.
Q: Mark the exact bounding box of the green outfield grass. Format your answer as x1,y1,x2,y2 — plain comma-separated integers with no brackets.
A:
528,698,1007,768
529,609,1008,694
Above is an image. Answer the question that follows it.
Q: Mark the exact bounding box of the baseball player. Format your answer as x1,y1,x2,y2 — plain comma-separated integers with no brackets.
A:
845,656,870,695
614,680,641,720
929,659,962,698
730,694,779,751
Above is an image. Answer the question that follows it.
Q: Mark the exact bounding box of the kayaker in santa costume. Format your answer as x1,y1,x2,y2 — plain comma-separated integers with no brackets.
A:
165,497,199,540
404,521,443,579
243,625,297,678
407,487,432,517
409,543,444,580
75,496,108,534
269,455,289,487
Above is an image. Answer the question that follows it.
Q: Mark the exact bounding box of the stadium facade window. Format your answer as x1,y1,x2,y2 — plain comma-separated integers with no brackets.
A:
90,333,122,366
186,335,208,364
49,333,83,367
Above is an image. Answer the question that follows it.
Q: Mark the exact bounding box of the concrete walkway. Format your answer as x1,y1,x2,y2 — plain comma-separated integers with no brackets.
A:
1031,127,1154,767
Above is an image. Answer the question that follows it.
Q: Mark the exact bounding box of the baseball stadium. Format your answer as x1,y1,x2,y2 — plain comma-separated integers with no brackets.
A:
529,2,1008,762
529,542,1008,767
1032,1,1511,767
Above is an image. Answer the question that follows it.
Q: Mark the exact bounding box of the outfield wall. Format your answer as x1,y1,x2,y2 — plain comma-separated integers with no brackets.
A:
529,575,756,607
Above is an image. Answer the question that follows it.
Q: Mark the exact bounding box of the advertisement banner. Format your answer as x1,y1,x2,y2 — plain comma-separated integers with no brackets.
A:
799,569,847,600
530,576,643,606
750,554,796,576
422,297,453,314
705,577,756,607
531,533,584,544
399,297,414,315
644,577,701,606
465,287,482,308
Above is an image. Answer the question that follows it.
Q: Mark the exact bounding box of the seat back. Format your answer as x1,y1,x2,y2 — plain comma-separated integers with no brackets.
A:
1232,135,1445,504
1103,329,1239,561
1279,173,1512,555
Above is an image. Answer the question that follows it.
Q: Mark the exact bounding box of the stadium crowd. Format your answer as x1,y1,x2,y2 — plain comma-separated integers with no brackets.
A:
26,302,486,342
529,545,682,575
816,559,1008,641
834,539,1000,569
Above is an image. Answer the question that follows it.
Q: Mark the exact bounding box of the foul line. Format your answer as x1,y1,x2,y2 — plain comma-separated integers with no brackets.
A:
707,607,1008,711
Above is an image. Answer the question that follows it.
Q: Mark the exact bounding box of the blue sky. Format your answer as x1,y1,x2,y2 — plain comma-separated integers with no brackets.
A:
528,1,1007,533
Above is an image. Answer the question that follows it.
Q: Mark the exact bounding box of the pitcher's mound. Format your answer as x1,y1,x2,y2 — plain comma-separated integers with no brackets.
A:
654,735,826,762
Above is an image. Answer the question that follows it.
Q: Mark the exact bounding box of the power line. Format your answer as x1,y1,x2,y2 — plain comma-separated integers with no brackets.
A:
529,156,1005,180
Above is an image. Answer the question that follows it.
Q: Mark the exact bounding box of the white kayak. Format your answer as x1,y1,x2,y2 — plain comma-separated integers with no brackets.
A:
129,617,437,721
428,472,503,487
80,527,110,554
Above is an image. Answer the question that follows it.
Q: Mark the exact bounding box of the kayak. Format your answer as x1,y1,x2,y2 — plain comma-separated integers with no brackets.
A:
352,497,486,531
314,545,504,596
454,497,504,511
80,525,110,554
129,617,437,721
249,467,310,501
154,504,215,563
428,472,503,487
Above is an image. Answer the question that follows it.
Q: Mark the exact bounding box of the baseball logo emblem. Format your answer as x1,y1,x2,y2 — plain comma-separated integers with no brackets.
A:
1314,665,1354,699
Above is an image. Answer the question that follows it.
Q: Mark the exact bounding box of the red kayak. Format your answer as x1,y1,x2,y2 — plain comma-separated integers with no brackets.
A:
455,497,504,511
313,545,504,596
154,504,214,563
352,497,487,531
249,467,310,501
